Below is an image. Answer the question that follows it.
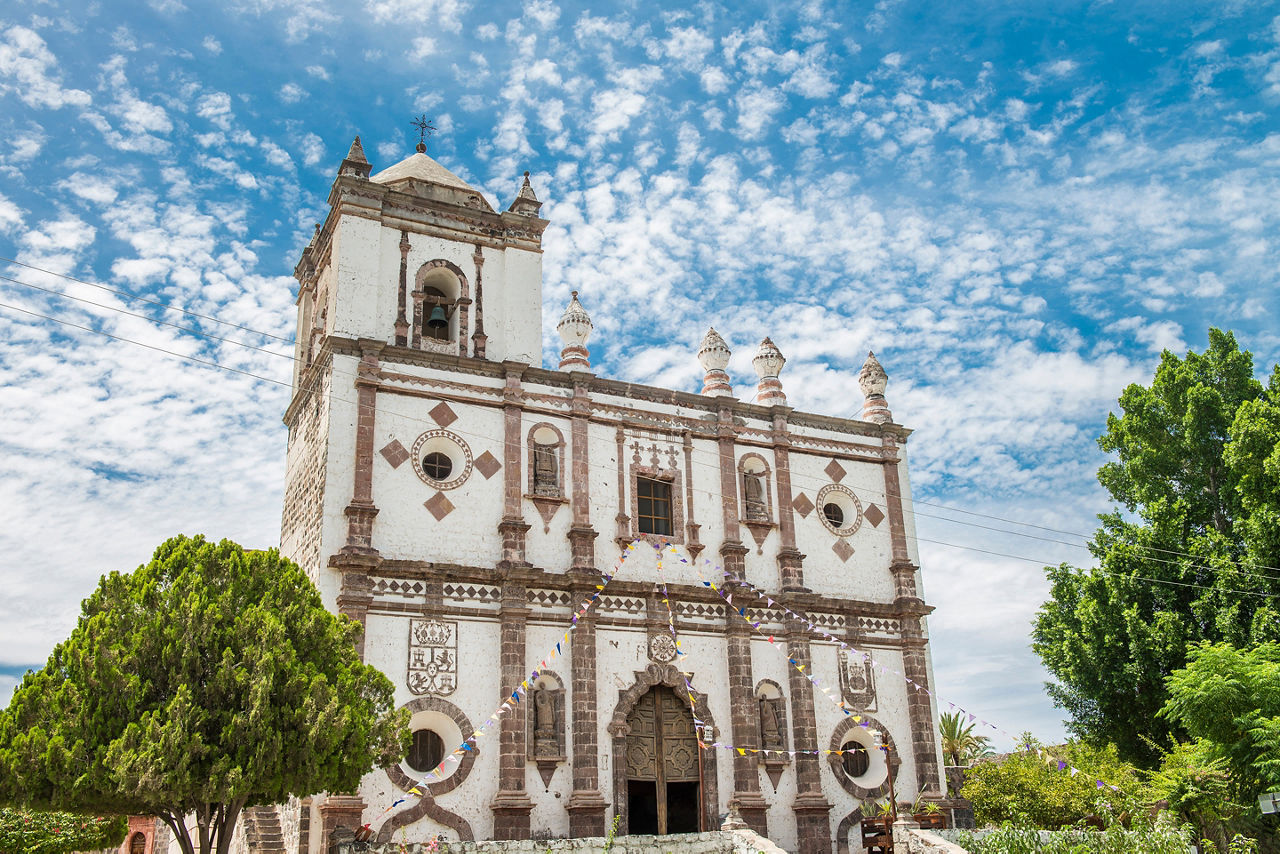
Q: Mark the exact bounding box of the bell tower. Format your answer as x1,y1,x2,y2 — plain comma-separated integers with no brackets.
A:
282,136,550,597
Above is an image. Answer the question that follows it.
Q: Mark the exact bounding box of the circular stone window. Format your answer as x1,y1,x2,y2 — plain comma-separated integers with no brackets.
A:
840,742,870,779
411,429,473,490
406,728,445,773
816,483,864,536
422,452,453,481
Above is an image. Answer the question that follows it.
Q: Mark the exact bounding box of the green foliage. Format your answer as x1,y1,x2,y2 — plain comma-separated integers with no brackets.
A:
960,742,1145,829
1143,737,1245,850
943,814,1192,853
1033,329,1280,765
1162,641,1280,807
940,710,994,767
0,807,126,854
0,535,410,854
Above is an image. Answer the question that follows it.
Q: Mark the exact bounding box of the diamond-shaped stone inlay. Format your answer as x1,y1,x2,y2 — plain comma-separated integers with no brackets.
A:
832,539,855,563
792,492,814,518
429,401,458,427
380,439,411,468
824,458,847,483
474,450,501,479
424,491,455,521
865,503,885,528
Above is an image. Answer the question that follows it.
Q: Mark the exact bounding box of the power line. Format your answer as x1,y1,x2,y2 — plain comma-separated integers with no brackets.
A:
0,256,294,343
6,261,1280,582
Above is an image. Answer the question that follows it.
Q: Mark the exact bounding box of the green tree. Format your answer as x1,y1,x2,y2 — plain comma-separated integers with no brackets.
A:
1161,641,1280,807
940,710,993,766
0,536,409,854
1033,329,1280,765
0,808,126,854
960,741,1145,829
1144,738,1245,852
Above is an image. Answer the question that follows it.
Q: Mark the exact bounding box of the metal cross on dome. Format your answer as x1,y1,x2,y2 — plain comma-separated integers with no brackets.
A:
411,115,436,153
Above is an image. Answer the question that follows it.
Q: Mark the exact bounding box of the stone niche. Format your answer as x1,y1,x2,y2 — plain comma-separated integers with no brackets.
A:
526,671,566,789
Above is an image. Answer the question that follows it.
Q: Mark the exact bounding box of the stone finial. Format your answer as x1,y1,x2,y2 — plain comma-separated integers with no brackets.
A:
339,136,372,179
508,170,543,216
557,291,592,371
753,337,786,406
859,351,893,424
697,327,733,397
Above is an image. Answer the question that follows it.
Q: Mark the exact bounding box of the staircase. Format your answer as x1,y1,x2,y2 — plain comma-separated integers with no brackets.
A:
242,805,287,853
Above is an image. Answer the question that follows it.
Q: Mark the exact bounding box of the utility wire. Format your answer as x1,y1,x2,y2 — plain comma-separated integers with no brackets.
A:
0,255,294,343
5,262,1280,582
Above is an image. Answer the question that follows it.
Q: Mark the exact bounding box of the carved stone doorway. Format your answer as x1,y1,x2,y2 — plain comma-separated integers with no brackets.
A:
624,685,702,835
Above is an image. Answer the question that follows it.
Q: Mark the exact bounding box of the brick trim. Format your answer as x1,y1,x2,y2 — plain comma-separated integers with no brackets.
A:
826,713,901,800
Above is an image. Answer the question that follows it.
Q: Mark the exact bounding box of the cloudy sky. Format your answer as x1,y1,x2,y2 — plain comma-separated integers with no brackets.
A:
2,0,1279,748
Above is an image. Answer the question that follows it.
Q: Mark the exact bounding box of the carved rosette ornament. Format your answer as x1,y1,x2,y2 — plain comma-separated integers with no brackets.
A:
557,291,593,371
648,633,678,663
407,619,458,696
859,351,893,424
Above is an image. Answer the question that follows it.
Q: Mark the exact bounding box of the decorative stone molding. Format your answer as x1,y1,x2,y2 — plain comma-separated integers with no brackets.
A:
557,291,592,371
827,714,900,800
860,351,893,424
379,696,476,843
753,338,786,406
698,327,733,397
410,429,474,491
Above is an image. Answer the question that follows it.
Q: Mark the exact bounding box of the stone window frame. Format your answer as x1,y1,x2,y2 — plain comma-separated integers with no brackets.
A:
816,483,864,538
827,714,899,799
411,429,474,491
384,696,478,796
629,463,684,546
737,452,775,523
525,422,567,500
413,259,470,356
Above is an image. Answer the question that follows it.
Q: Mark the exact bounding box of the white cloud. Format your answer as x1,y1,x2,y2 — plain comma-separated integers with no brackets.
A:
60,173,120,205
524,0,560,29
0,192,24,232
365,0,467,33
196,91,233,130
476,22,499,40
665,26,713,71
279,82,306,103
0,26,92,109
407,36,436,62
700,66,729,94
733,85,786,139
299,133,325,167
305,64,329,80
202,35,222,54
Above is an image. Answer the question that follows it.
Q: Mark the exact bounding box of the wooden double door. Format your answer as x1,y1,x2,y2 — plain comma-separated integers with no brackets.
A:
625,685,702,835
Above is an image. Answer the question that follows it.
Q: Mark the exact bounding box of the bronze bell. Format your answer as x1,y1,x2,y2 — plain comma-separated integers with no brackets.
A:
427,304,448,329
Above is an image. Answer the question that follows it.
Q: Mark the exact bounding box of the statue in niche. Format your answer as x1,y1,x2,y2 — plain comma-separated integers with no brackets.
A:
743,471,768,521
533,687,558,756
533,443,559,496
759,697,784,750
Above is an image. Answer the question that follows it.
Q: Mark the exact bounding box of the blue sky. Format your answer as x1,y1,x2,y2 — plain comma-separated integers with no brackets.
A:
1,0,1279,748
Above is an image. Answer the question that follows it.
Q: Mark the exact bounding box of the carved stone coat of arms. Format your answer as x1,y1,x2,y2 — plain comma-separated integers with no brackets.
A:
407,619,457,696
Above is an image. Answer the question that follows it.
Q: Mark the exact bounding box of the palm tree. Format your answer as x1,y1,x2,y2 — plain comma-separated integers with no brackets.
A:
939,711,993,767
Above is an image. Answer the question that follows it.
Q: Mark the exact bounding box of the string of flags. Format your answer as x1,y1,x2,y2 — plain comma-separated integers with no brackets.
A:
680,550,1122,793
368,538,1122,834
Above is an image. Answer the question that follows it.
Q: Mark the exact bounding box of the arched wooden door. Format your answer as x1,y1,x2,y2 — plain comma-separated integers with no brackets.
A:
625,685,702,835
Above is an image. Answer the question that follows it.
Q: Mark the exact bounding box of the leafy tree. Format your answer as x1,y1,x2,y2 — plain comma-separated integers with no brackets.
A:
1033,329,1280,765
0,808,126,854
960,741,1146,829
0,536,409,854
1162,641,1280,808
940,710,993,766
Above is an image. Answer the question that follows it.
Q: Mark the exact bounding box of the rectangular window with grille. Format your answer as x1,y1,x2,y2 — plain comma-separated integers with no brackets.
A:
636,477,673,536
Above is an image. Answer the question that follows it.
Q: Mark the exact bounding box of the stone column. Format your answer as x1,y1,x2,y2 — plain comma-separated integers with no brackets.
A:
784,616,832,854
881,432,943,794
395,231,409,346
491,579,533,838
566,379,608,835
498,364,530,567
717,404,768,832
318,795,366,849
770,409,806,593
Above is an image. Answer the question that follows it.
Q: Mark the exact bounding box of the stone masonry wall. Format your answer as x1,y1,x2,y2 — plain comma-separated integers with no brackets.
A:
331,829,788,854
280,371,331,581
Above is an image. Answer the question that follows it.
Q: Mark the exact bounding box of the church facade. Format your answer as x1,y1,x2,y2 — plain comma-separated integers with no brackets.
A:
275,137,946,854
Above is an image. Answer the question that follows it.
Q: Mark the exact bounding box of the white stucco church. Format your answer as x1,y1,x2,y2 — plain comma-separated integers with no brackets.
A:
264,136,947,854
